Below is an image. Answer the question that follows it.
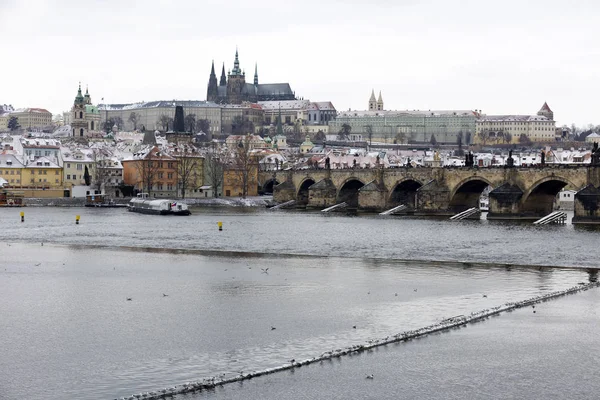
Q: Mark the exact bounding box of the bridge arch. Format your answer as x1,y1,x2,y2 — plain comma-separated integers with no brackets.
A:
449,176,494,212
521,176,577,216
262,178,279,194
297,178,316,205
389,178,423,208
337,178,365,207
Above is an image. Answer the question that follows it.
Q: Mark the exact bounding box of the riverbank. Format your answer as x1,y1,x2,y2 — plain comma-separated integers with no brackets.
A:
22,196,275,208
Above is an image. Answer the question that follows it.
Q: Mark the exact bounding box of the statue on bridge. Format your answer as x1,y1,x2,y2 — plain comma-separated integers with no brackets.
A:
465,152,475,167
540,150,545,166
325,157,331,170
506,150,514,168
592,142,600,166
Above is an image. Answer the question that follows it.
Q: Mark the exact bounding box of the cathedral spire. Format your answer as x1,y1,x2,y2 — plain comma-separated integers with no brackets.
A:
210,60,216,76
254,63,258,85
220,63,227,86
231,48,242,76
276,105,284,136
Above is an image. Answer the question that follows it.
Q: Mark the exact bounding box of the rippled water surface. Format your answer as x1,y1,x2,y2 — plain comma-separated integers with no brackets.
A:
0,207,598,399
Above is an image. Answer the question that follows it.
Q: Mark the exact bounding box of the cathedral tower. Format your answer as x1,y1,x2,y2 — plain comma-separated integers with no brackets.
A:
368,89,377,111
72,83,88,137
377,91,384,111
207,60,218,102
226,49,246,104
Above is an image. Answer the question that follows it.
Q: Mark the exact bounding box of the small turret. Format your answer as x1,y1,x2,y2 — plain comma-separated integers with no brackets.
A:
84,86,91,105
254,63,258,86
220,63,227,86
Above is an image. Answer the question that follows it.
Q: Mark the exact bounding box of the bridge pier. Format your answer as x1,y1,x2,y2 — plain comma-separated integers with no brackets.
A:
358,181,388,211
415,180,453,216
308,179,337,208
487,183,524,220
573,185,600,224
273,180,296,204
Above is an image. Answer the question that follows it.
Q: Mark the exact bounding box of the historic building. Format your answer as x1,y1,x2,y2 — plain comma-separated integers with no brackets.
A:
475,103,556,144
207,49,296,104
10,108,52,130
70,84,101,137
330,109,478,144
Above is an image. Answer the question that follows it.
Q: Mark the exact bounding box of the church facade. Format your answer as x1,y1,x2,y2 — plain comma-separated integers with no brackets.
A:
207,50,296,104
71,84,100,137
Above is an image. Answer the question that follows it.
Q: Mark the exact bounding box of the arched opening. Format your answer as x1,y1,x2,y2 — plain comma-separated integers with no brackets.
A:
262,179,279,195
449,179,491,212
297,179,315,205
80,128,84,137
389,179,422,208
79,111,83,119
337,179,365,207
522,179,569,216
91,121,94,130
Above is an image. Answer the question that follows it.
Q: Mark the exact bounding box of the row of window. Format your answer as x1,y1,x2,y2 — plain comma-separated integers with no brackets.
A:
153,184,174,190
66,175,82,180
31,170,60,175
157,172,174,179
28,179,59,183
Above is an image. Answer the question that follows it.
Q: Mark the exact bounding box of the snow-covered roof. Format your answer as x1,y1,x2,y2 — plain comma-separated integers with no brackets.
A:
478,115,550,122
337,109,477,118
98,100,220,111
258,100,311,110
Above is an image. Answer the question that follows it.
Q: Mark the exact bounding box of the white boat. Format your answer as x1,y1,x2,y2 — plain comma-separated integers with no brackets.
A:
479,196,489,211
128,193,191,216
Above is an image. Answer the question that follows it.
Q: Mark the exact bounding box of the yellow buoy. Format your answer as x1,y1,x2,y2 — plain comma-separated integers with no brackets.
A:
76,215,80,225
20,211,24,222
218,221,223,231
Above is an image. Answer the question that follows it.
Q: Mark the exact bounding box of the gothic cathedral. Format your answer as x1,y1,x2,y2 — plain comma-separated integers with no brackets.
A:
207,49,296,104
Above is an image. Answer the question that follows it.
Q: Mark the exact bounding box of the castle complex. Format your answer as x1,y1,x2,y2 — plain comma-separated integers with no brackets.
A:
206,49,296,104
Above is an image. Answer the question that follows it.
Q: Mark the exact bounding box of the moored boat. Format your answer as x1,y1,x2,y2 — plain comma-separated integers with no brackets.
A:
85,194,127,208
0,189,25,207
128,193,191,215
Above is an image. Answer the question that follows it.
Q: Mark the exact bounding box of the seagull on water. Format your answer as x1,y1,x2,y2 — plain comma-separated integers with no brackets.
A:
126,297,132,301
35,263,41,266
271,326,276,330
163,293,168,297
366,374,374,379
261,268,269,274
482,294,488,298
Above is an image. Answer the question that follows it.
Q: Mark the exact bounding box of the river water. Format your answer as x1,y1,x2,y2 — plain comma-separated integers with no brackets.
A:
0,207,598,399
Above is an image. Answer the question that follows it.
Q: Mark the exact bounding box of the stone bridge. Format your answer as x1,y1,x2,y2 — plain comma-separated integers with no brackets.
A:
259,166,600,222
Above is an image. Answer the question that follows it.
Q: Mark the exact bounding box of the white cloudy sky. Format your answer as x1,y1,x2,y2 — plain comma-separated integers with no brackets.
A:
1,0,598,126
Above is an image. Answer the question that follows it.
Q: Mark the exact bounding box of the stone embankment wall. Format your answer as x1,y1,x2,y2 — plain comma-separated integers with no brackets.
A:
24,198,130,207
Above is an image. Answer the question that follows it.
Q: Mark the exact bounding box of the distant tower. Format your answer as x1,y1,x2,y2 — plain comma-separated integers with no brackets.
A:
207,60,218,102
227,49,246,104
219,63,227,86
254,63,258,86
377,91,384,111
537,102,554,120
368,89,377,111
71,83,88,137
84,86,91,105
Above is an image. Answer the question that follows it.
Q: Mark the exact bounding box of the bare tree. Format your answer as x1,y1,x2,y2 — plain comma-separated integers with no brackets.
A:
134,148,161,196
365,125,373,145
478,130,489,145
175,146,201,199
229,135,255,199
338,123,351,140
184,114,196,133
231,116,254,135
92,149,111,191
503,131,513,144
158,114,171,131
128,112,139,131
205,141,224,197
197,118,210,135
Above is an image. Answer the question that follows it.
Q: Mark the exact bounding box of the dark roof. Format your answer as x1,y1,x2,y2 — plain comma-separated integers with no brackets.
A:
256,83,293,96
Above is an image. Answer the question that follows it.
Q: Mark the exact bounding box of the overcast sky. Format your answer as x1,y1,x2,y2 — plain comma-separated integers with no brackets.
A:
1,0,598,126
